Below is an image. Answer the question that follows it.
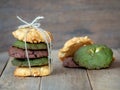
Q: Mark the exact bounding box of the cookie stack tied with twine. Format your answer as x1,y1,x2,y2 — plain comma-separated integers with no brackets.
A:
9,16,53,77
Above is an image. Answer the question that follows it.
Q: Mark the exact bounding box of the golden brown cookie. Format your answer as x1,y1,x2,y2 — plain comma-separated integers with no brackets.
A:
14,66,50,77
58,36,93,61
12,27,53,43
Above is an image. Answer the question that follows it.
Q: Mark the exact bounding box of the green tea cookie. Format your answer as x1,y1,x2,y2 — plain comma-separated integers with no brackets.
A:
13,40,47,50
74,44,113,69
12,58,48,67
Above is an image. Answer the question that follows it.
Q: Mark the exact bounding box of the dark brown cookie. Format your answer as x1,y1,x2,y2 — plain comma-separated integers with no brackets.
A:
9,46,48,59
63,57,79,68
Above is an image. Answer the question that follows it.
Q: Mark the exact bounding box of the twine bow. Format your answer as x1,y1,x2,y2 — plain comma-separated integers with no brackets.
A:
17,16,52,76
17,16,44,29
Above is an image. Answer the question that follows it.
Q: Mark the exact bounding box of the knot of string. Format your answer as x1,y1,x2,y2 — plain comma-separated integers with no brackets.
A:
17,16,52,76
17,16,44,29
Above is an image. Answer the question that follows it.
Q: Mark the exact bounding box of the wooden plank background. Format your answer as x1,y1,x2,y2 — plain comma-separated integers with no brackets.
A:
0,52,8,76
87,49,120,90
0,0,120,52
0,57,41,90
40,50,91,90
0,50,91,90
0,50,120,90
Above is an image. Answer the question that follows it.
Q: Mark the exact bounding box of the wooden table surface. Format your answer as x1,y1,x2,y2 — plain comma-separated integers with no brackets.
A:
0,50,120,90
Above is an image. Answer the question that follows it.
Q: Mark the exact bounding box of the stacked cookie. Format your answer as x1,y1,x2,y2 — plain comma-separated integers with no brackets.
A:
9,27,53,76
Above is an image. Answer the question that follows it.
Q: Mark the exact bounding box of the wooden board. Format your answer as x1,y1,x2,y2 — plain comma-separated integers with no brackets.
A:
87,49,120,90
0,50,91,90
40,50,91,90
1,0,120,52
0,50,120,90
0,52,9,76
0,57,40,90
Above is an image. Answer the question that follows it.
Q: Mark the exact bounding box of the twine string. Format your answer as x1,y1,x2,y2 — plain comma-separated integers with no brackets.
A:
37,28,52,73
24,30,32,75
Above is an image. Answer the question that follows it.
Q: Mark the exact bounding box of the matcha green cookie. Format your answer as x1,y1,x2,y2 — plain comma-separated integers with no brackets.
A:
13,40,47,50
12,58,48,67
74,44,113,69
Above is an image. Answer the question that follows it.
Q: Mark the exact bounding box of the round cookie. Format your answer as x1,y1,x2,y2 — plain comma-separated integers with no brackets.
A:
13,40,47,50
9,46,48,58
14,66,50,77
12,58,48,67
12,27,53,43
59,36,93,61
74,44,113,69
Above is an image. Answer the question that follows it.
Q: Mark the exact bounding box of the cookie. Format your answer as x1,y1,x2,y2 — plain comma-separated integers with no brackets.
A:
12,27,53,43
74,44,113,69
63,57,79,68
9,46,48,59
14,66,50,77
59,36,93,61
13,40,47,50
12,58,48,67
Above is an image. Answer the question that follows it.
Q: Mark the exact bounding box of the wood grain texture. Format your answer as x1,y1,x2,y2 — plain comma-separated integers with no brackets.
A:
40,50,91,90
0,57,40,90
87,49,120,90
0,0,120,52
0,50,120,90
0,52,8,76
0,50,91,90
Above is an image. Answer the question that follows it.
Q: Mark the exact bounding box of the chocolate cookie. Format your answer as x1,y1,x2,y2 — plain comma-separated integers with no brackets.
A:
63,57,79,68
9,46,48,59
